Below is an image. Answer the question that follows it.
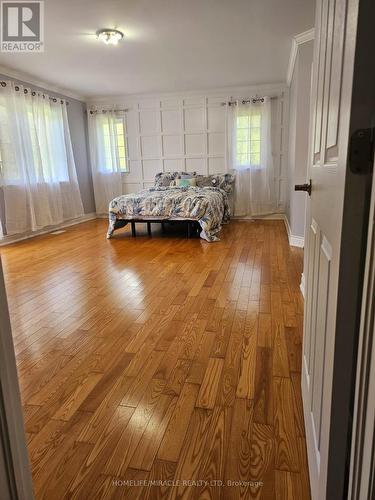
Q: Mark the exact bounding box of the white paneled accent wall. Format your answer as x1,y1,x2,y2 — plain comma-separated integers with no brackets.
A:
88,85,288,212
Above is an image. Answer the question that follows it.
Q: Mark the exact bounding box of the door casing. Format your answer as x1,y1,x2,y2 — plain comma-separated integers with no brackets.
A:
302,0,375,498
326,0,375,497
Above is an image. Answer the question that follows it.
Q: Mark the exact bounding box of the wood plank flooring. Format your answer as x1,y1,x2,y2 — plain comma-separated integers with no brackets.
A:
1,219,310,499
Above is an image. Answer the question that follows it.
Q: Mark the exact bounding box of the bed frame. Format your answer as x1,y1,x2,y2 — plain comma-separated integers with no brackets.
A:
110,218,200,238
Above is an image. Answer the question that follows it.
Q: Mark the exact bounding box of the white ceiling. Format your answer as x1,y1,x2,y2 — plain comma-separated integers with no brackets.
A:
0,0,315,99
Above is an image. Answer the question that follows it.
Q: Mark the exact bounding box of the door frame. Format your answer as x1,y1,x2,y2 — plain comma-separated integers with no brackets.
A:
300,0,375,496
324,0,375,497
0,259,34,499
300,0,373,496
348,163,375,499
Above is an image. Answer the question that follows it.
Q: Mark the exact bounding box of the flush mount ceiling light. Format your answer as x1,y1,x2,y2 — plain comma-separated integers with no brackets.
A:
96,29,124,45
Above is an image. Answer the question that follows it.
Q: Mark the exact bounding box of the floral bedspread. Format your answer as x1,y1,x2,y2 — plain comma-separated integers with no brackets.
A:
107,186,230,242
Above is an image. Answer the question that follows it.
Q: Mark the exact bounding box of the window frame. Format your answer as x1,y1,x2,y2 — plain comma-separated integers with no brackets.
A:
101,115,129,174
235,111,262,169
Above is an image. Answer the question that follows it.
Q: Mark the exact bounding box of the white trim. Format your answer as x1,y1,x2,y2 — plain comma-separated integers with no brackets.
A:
233,213,285,221
283,215,305,247
302,357,319,500
0,213,305,248
94,84,288,212
233,214,305,248
0,41,305,101
289,234,304,248
300,272,306,298
286,28,315,86
295,28,316,45
286,41,299,87
348,165,375,499
0,64,85,101
0,213,97,246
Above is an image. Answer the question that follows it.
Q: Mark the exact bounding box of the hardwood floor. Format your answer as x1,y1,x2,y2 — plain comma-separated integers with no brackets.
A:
1,219,310,499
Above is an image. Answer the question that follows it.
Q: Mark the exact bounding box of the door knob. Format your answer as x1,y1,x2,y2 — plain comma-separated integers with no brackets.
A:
295,179,312,196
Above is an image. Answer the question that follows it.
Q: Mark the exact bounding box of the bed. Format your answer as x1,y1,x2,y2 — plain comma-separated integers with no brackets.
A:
107,172,234,242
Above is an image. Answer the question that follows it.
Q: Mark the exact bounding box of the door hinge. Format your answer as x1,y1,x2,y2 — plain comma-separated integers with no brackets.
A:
349,128,374,175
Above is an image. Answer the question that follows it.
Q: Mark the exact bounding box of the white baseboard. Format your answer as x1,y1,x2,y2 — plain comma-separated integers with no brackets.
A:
290,234,305,248
0,213,306,250
283,216,304,248
300,272,306,299
233,213,285,221
233,214,305,247
0,213,97,246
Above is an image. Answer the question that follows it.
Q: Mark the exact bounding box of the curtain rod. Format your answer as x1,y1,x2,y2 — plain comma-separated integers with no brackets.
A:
221,96,278,106
88,109,128,114
0,81,69,104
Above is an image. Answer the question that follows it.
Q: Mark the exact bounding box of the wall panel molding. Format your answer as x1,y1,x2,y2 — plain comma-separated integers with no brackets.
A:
88,84,289,211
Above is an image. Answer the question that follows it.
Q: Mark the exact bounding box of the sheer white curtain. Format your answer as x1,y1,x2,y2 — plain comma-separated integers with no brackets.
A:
0,82,84,235
88,110,124,215
227,97,276,217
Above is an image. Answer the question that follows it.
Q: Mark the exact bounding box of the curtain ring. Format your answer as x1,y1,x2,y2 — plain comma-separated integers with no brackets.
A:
31,91,36,96
24,89,28,94
0,82,6,87
52,98,57,102
15,86,19,91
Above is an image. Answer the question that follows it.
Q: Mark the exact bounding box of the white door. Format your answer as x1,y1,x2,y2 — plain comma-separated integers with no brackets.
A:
301,0,361,498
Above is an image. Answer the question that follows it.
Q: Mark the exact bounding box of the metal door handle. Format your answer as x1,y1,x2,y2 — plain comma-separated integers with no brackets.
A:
295,179,312,196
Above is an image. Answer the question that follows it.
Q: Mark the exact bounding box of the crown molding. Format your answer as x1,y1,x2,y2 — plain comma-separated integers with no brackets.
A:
0,64,85,101
286,28,315,86
85,82,288,104
294,28,315,45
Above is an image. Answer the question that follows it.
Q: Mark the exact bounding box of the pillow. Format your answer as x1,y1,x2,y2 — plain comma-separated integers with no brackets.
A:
154,171,196,187
175,177,196,187
195,175,215,188
217,173,235,193
195,173,235,192
155,172,181,187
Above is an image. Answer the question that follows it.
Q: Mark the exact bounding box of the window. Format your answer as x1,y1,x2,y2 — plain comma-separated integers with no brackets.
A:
101,117,128,172
236,111,261,168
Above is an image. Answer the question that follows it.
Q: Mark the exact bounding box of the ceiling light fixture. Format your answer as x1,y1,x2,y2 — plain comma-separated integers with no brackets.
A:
96,29,124,46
